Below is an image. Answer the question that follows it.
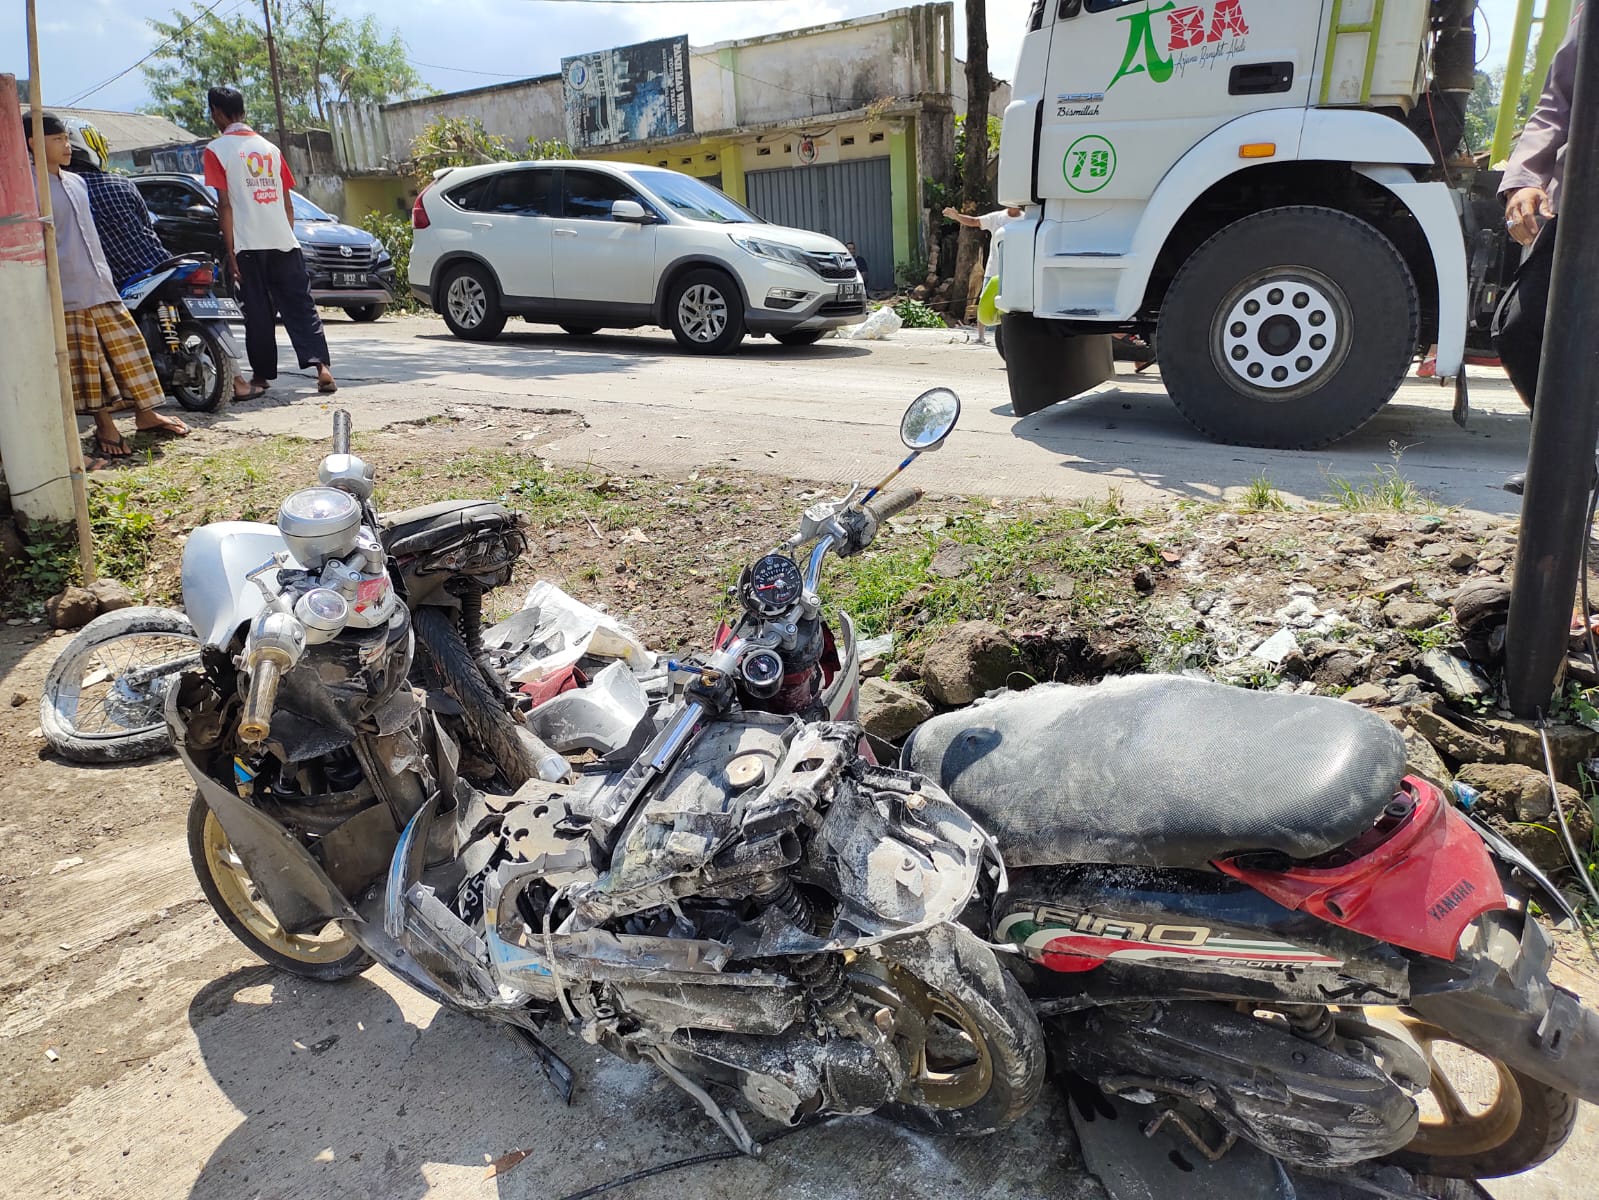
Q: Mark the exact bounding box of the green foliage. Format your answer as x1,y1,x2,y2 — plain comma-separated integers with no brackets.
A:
1403,620,1456,653
358,211,419,312
893,298,946,328
952,112,1002,206
1241,475,1288,512
406,115,575,182
0,482,163,616
1465,69,1497,155
141,0,428,135
895,256,930,288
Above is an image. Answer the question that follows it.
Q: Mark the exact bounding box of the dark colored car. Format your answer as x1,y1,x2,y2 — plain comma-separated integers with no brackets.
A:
132,173,397,321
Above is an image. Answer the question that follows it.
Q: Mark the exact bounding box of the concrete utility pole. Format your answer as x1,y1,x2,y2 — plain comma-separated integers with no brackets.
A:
1505,0,1599,716
0,73,76,526
261,0,291,144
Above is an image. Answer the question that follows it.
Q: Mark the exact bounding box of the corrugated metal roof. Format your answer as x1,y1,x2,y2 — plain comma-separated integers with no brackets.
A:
49,107,201,152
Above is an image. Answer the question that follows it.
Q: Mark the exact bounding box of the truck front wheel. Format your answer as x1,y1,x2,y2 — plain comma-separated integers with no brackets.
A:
1157,206,1418,450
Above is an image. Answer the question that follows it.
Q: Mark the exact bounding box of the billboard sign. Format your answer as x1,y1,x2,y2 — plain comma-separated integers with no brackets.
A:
561,35,694,150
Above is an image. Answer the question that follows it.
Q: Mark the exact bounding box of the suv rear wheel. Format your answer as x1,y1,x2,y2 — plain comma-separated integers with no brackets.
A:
667,269,745,354
440,263,507,341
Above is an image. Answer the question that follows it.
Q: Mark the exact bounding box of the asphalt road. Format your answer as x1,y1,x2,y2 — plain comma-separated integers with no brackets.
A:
203,312,1535,516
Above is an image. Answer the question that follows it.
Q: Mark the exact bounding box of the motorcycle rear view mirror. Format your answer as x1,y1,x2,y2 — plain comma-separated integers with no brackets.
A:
900,388,961,453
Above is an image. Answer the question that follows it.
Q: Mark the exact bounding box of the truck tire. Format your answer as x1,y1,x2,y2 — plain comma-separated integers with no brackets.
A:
1157,206,1418,449
1001,313,1114,417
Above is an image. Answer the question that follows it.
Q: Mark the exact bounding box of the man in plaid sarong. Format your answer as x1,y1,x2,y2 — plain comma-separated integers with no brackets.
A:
25,113,189,465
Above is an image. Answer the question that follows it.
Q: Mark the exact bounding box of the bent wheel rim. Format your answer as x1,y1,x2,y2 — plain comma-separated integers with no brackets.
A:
856,963,995,1109
55,632,198,739
179,332,221,402
447,276,488,328
1211,268,1350,401
678,283,728,342
201,810,359,965
1399,1016,1524,1158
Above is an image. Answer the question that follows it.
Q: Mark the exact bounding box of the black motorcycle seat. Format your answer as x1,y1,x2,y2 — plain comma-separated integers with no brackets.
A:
382,500,515,557
901,675,1407,870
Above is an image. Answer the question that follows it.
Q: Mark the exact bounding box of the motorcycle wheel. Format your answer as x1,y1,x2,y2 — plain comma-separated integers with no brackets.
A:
1384,1015,1579,1179
40,606,198,763
187,795,373,981
170,322,229,412
412,606,536,789
862,925,1044,1136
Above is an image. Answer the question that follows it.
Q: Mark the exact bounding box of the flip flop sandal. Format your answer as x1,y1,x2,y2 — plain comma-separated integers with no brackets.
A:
137,417,190,438
94,434,132,458
318,379,339,395
236,384,269,401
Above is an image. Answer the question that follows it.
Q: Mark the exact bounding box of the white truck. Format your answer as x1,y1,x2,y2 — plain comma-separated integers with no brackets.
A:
995,0,1540,449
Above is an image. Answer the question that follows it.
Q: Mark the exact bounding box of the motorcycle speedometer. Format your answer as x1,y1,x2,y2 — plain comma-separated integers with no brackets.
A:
746,554,804,616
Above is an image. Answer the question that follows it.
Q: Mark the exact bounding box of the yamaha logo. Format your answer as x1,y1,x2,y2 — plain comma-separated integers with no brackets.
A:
339,244,353,258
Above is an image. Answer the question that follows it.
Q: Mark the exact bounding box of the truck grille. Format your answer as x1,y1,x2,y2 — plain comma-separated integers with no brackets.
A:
303,243,377,272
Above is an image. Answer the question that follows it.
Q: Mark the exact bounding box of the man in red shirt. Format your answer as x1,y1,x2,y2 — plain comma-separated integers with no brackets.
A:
203,87,336,394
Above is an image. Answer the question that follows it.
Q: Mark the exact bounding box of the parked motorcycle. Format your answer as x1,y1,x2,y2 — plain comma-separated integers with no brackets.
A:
40,433,531,779
167,392,1045,1149
902,678,1599,1180
120,254,244,413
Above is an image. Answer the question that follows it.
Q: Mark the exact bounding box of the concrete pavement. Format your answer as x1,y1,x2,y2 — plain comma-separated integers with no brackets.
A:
191,312,1533,516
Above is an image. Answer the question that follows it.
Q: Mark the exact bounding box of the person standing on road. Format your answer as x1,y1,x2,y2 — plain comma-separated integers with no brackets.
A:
24,112,190,467
1494,7,1582,410
846,241,869,291
65,120,264,403
943,205,1023,342
202,86,336,395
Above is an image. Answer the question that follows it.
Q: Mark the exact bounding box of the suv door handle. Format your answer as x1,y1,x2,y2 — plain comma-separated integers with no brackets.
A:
472,221,493,228
554,228,577,237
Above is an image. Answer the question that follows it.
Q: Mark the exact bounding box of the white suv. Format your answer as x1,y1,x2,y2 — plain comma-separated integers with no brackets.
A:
410,161,867,353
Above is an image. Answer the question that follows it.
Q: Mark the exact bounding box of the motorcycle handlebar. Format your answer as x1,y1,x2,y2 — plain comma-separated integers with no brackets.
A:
238,656,285,745
864,489,923,524
332,410,352,456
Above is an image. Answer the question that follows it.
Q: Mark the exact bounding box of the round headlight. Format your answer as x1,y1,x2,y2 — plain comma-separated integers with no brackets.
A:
278,486,361,570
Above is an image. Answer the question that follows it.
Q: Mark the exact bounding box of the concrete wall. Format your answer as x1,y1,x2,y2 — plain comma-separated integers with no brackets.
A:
381,75,566,159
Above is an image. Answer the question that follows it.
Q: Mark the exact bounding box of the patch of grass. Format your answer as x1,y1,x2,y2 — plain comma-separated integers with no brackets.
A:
833,495,1154,638
1325,442,1433,513
1404,620,1456,653
1241,475,1288,512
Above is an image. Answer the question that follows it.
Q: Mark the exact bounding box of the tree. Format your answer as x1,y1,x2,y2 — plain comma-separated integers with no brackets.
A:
1464,69,1497,155
949,0,992,320
405,115,575,182
141,0,426,135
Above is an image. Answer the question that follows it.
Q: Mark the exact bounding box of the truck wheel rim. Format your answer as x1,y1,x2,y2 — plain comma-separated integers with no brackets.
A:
1397,1016,1524,1158
1213,270,1348,399
202,810,360,964
447,276,487,328
678,283,728,342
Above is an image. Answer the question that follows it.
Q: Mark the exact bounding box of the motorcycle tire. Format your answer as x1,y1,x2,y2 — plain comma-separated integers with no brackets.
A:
1385,1025,1579,1179
412,606,536,790
868,924,1044,1137
170,321,230,412
188,794,373,981
40,606,198,764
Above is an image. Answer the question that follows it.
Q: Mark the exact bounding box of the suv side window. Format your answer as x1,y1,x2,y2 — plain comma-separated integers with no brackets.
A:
140,182,206,216
485,169,556,216
445,176,495,211
561,171,647,221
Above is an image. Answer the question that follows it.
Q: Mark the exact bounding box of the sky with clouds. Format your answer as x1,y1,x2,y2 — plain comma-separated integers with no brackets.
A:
5,0,1534,118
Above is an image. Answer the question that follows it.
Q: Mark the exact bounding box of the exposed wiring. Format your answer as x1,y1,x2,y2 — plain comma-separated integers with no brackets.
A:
1536,723,1599,967
555,1115,836,1200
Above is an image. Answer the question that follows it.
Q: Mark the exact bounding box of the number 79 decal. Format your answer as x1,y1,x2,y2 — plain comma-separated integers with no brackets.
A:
1064,135,1118,195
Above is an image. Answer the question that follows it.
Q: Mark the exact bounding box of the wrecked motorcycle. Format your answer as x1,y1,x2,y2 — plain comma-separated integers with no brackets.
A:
168,390,1045,1149
905,676,1599,1179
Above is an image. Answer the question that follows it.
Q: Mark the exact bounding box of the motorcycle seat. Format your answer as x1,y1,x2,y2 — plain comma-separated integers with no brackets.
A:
902,675,1407,870
382,500,519,558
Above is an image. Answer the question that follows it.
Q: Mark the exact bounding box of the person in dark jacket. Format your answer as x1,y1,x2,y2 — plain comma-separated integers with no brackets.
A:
1494,7,1582,408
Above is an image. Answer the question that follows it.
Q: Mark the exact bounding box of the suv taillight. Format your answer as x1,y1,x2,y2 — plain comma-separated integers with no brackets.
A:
412,186,431,230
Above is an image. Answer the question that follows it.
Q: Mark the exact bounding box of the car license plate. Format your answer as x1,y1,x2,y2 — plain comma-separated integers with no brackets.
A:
182,295,243,320
837,281,863,300
334,272,367,287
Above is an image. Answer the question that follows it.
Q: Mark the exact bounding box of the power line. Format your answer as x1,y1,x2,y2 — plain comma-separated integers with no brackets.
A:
410,60,530,79
61,0,245,107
